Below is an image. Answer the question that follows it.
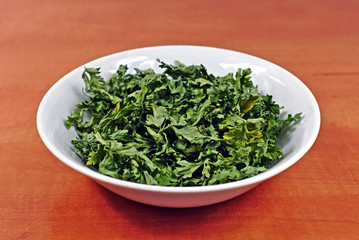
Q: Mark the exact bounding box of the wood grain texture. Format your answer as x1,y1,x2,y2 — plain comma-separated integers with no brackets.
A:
1,0,358,239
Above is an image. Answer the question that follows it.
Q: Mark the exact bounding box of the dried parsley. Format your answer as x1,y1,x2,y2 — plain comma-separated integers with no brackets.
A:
65,60,301,186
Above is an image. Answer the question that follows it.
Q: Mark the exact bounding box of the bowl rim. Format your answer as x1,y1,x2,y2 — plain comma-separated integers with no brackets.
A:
36,45,321,193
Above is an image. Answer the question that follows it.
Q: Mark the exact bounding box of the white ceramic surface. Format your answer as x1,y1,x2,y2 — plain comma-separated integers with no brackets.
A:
37,45,320,208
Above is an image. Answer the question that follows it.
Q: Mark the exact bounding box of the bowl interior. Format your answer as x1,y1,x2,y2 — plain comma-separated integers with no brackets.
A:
37,46,320,190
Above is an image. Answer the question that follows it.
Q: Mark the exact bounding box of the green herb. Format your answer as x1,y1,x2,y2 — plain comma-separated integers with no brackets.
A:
65,60,301,186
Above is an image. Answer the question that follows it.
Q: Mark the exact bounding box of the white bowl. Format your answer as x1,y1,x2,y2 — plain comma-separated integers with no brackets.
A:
37,45,320,208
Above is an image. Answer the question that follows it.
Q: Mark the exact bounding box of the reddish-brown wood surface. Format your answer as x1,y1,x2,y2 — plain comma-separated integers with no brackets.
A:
1,0,358,239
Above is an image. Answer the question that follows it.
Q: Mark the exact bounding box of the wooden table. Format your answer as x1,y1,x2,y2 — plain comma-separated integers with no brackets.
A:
1,0,358,239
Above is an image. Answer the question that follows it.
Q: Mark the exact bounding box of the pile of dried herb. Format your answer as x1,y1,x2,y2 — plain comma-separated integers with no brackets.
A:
65,60,301,186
